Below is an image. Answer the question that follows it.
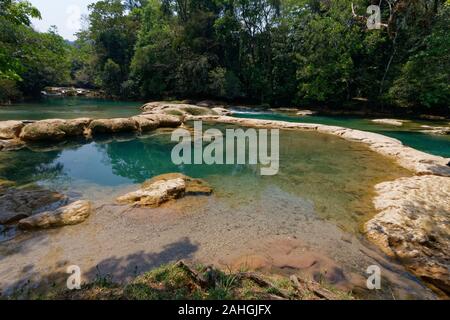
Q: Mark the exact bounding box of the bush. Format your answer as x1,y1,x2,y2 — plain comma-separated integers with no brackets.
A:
0,79,22,103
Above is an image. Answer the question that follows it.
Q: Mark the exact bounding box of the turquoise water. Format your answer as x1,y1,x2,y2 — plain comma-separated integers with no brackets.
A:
0,98,141,120
0,127,409,232
233,111,450,157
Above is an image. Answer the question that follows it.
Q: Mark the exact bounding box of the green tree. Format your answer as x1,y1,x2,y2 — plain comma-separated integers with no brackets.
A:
389,2,450,109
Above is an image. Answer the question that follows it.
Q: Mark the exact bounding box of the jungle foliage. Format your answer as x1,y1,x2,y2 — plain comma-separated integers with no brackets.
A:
1,0,449,111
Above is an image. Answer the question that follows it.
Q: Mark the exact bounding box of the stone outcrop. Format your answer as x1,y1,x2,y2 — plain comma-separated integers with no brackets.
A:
139,113,182,128
0,120,24,139
0,187,68,224
131,115,159,132
88,118,138,134
117,173,212,207
42,87,102,98
371,119,405,126
142,173,213,195
0,112,184,148
365,176,450,295
19,118,92,141
141,101,229,117
420,125,450,135
117,177,186,207
18,200,92,230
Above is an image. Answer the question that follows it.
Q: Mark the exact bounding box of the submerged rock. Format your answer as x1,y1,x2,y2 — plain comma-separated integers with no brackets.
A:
365,176,450,296
0,187,68,224
117,173,212,207
371,119,405,126
18,200,92,229
88,118,138,135
0,120,25,139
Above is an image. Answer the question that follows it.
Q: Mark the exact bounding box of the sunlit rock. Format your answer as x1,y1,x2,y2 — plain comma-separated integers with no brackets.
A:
365,176,450,295
19,118,92,141
371,119,405,126
88,118,138,134
0,120,24,139
18,200,92,229
117,173,212,207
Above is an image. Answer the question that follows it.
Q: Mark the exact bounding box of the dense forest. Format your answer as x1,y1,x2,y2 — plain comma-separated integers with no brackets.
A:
1,0,449,112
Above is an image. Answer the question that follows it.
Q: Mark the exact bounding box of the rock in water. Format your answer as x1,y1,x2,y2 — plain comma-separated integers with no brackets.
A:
365,175,450,296
131,116,159,132
142,173,213,195
117,173,212,207
117,178,186,207
88,118,138,134
19,118,92,141
371,119,405,126
0,121,25,139
139,113,183,127
18,200,92,229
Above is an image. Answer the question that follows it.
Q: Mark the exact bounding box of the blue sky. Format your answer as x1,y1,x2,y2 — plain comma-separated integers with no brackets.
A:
29,0,99,41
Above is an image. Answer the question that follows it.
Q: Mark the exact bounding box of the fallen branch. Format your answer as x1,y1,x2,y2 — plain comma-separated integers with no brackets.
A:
175,260,210,289
290,275,339,300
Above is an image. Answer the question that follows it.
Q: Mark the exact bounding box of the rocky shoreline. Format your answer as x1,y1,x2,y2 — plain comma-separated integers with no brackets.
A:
0,101,449,296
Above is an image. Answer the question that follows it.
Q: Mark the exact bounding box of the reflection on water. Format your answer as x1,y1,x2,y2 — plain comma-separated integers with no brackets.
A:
0,126,411,232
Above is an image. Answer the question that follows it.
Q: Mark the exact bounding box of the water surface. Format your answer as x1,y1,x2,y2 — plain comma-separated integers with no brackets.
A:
0,98,141,120
233,110,450,157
